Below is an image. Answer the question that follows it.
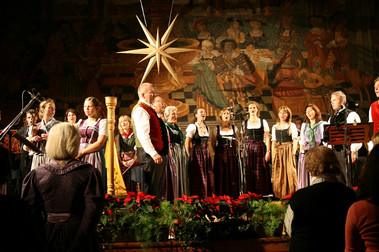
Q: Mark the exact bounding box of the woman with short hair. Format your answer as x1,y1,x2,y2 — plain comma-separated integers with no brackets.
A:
165,106,188,197
22,122,105,252
64,108,79,123
284,146,356,252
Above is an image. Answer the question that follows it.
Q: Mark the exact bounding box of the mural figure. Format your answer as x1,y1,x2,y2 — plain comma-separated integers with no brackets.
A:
247,19,267,49
216,18,246,48
192,40,228,110
213,39,262,110
275,15,299,56
298,56,337,98
193,19,214,46
326,22,349,75
303,16,330,70
272,49,305,97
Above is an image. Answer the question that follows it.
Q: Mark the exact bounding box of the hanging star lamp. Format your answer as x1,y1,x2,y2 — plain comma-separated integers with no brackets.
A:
118,2,195,85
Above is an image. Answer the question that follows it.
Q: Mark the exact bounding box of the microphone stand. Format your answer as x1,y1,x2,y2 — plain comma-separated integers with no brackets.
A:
238,108,248,195
342,104,352,187
230,107,246,195
241,118,247,194
0,92,41,142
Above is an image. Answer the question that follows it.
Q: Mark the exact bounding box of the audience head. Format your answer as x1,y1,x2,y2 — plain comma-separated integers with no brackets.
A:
0,146,12,185
277,106,292,124
357,144,379,205
64,108,78,123
247,101,260,117
118,115,132,134
39,98,56,121
304,103,322,123
137,83,155,104
164,106,178,124
46,122,80,161
305,146,341,177
84,97,104,119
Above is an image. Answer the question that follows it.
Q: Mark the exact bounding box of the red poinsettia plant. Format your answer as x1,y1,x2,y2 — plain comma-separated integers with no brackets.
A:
98,191,287,247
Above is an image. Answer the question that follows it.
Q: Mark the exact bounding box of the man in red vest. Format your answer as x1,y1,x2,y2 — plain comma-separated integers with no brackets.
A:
368,77,379,151
132,83,168,199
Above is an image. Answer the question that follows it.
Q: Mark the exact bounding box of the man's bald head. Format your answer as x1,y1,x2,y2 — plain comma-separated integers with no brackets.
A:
138,83,155,104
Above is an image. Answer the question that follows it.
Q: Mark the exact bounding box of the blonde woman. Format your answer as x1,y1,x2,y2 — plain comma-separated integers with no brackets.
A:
22,122,104,252
115,115,140,190
271,106,298,198
29,98,59,170
76,97,108,186
242,101,271,195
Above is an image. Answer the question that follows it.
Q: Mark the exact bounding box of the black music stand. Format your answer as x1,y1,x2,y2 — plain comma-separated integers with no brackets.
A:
324,122,372,187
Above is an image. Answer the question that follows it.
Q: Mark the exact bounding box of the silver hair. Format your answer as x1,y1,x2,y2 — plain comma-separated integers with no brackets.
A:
331,90,346,104
164,106,177,120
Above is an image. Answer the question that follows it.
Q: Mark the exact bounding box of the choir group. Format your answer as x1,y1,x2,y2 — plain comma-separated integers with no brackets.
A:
17,83,378,202
7,78,379,252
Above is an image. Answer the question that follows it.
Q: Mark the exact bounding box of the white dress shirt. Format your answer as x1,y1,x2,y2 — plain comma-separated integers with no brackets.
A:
132,100,158,158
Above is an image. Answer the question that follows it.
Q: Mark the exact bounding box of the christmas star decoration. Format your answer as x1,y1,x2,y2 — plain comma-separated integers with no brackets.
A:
118,14,195,85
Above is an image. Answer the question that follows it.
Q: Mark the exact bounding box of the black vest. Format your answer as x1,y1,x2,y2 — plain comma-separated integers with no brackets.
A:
330,108,352,126
275,128,292,143
192,124,209,145
216,125,235,145
158,117,169,155
245,119,264,141
119,133,135,152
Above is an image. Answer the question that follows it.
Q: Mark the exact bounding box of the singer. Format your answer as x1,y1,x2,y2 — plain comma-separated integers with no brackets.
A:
29,99,60,170
327,91,361,186
211,107,239,198
241,101,271,195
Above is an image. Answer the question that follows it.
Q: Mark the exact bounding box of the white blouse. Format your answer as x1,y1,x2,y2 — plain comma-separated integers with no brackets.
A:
186,122,209,138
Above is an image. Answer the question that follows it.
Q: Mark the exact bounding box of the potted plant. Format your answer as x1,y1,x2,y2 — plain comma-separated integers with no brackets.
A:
98,192,289,251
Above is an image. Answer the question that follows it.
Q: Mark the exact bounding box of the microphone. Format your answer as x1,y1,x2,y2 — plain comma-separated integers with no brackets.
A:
27,91,45,103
